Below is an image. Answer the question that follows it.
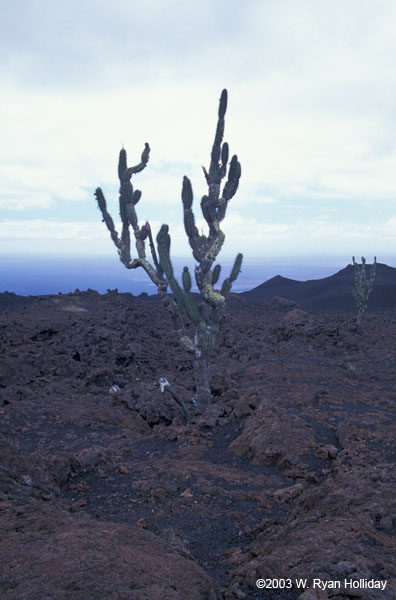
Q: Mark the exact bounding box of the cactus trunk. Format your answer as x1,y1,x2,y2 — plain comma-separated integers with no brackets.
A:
356,308,364,328
194,353,211,409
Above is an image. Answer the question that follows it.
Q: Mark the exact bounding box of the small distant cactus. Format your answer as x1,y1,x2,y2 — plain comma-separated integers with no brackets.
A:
352,256,377,327
95,90,242,413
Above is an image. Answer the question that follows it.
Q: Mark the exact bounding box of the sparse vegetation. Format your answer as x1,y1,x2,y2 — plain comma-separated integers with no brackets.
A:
95,90,242,412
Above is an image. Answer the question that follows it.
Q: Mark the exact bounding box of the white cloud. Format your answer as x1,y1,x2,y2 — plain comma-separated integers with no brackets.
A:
0,220,106,240
1,211,392,261
2,82,395,217
1,0,396,262
0,191,54,211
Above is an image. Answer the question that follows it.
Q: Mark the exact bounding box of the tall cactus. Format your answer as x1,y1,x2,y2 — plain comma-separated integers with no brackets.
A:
352,256,377,327
95,89,242,412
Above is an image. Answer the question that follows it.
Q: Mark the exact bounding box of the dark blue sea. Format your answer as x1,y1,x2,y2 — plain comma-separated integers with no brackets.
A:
0,254,356,296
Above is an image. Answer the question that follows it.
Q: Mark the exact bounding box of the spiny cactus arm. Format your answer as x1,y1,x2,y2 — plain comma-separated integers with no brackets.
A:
118,160,133,264
157,225,203,327
220,253,243,298
118,144,149,207
96,144,151,268
97,144,170,297
121,143,150,178
202,89,227,186
181,90,241,276
156,225,201,351
205,91,241,209
201,90,241,262
156,224,173,276
182,176,207,263
95,187,122,250
201,89,228,237
368,256,377,290
182,266,192,292
211,264,221,284
117,146,151,263
221,154,242,204
142,221,162,277
210,89,227,180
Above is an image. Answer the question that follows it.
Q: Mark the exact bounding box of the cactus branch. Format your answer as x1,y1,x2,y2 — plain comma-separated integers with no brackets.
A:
95,144,191,357
143,221,161,276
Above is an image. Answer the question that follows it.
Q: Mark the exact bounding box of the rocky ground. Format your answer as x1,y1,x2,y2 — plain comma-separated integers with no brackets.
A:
1,290,395,599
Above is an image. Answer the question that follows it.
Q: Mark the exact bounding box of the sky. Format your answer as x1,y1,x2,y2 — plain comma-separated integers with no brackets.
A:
1,0,396,266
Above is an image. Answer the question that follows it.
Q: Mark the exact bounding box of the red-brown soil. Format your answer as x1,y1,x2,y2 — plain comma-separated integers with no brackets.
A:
1,290,396,599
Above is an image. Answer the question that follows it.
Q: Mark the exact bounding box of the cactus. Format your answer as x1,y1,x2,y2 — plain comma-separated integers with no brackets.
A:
95,89,243,412
352,256,377,327
211,264,221,285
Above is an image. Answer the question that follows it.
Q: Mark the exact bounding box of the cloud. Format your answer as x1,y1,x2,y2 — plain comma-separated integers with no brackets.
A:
0,0,249,89
1,0,396,261
0,191,54,211
0,220,106,240
1,211,393,261
2,82,395,217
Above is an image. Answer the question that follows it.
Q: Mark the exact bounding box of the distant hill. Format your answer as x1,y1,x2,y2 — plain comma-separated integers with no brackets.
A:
240,262,396,313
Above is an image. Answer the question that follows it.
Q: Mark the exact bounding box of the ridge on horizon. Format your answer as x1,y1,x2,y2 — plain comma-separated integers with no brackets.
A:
241,262,396,313
1,261,396,314
0,254,350,297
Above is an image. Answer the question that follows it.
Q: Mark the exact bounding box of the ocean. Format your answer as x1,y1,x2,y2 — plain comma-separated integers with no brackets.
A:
0,254,356,296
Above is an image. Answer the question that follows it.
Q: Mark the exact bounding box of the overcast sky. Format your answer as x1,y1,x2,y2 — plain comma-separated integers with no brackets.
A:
1,0,395,265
